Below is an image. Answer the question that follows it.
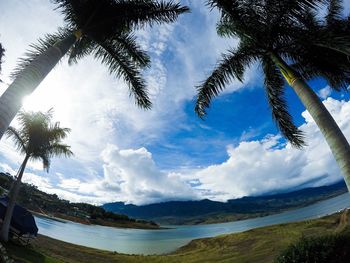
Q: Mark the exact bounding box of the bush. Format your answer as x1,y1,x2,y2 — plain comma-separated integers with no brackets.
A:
275,231,350,263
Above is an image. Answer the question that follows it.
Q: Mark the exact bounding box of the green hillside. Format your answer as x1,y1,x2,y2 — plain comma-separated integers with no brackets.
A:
0,172,158,229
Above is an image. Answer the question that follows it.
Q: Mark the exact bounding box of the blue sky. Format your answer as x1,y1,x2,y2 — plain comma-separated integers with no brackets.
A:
0,0,350,205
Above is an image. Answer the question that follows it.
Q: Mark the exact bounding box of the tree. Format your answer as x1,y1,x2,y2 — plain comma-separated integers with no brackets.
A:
0,109,73,242
0,0,189,139
195,0,350,189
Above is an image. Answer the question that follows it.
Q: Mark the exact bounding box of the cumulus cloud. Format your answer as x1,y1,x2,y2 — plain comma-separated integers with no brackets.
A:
30,98,350,204
97,145,197,204
3,97,350,205
194,97,348,201
27,145,197,205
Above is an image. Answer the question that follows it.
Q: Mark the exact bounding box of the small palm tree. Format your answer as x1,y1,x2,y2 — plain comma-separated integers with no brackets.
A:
195,0,350,190
0,0,189,139
0,109,73,242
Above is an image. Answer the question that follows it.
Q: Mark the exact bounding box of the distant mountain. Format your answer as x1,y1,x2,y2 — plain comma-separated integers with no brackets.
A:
103,181,348,224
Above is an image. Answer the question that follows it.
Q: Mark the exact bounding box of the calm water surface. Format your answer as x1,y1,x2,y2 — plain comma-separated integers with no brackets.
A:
35,193,350,255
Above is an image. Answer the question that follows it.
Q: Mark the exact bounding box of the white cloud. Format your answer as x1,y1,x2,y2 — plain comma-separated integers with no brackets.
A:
38,97,350,205
22,172,52,190
97,145,197,204
194,97,349,201
2,97,350,205
0,163,16,175
26,145,198,205
318,86,332,99
58,178,81,191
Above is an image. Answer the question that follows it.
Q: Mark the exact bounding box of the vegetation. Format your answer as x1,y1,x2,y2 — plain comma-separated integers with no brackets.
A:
195,0,350,191
275,231,350,263
0,172,158,229
0,110,73,242
2,209,350,263
0,0,189,140
103,181,347,224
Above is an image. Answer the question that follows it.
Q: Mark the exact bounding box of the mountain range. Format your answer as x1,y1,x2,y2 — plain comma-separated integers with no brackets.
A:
103,181,348,224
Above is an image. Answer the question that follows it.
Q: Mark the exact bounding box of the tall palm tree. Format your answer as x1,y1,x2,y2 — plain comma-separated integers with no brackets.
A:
0,0,189,139
195,0,350,190
0,109,73,242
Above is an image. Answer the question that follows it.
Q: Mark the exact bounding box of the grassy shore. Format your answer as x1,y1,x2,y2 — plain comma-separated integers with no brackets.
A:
3,210,349,263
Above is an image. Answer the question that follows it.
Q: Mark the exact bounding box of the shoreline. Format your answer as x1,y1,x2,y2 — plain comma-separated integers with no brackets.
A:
3,210,349,263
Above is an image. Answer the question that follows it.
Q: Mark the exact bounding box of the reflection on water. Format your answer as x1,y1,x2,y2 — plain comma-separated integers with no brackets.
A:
35,193,350,255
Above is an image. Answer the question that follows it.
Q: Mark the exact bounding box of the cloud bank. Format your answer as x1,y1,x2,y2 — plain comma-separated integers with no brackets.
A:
5,97,347,205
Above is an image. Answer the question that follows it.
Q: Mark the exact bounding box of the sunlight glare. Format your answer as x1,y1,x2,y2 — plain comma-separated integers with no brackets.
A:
21,79,71,127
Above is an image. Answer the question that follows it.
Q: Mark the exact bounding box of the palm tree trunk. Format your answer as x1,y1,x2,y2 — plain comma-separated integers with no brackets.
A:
0,154,29,242
271,53,350,191
0,32,80,141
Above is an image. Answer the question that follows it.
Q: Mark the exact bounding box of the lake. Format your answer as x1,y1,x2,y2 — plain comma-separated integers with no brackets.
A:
35,193,350,255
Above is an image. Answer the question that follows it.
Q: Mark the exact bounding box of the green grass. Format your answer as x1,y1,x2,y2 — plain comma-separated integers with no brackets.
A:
4,242,61,263
3,210,349,263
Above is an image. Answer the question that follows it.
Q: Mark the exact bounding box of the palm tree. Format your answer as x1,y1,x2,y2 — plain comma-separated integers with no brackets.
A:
0,109,73,242
0,0,189,139
195,0,350,190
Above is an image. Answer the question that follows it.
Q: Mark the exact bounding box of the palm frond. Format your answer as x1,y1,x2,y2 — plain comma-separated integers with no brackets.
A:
216,16,237,37
48,122,71,141
289,44,350,91
48,143,73,158
11,28,72,79
195,44,257,118
5,126,27,154
68,36,97,65
208,1,257,41
312,29,350,57
38,153,50,172
54,0,189,37
52,0,80,29
263,57,305,148
114,1,190,29
325,0,343,25
114,33,151,68
95,40,152,109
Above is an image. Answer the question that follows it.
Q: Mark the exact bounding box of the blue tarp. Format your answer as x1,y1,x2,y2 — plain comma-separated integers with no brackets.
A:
0,197,38,236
